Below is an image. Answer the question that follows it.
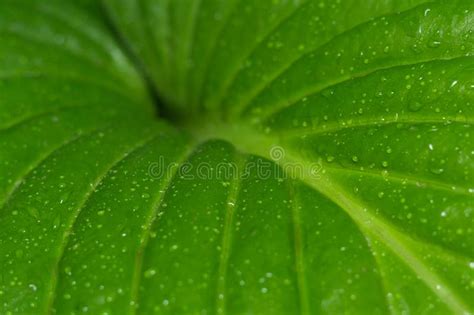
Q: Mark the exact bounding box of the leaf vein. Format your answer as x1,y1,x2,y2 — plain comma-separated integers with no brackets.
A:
216,153,246,315
44,130,162,315
277,115,474,138
0,126,101,211
288,181,310,315
129,140,200,314
230,1,436,119
210,0,311,110
304,176,471,315
256,55,469,121
323,163,474,197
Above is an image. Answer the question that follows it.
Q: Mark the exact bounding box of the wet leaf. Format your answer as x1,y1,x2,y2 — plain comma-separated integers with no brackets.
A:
1,0,473,314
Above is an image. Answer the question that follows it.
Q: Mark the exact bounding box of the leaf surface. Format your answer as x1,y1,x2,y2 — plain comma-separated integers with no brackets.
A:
1,1,473,314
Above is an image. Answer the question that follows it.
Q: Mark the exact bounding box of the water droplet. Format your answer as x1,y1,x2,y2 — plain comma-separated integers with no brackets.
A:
15,249,24,258
26,206,39,220
322,89,333,98
427,40,441,48
326,155,335,163
144,269,156,278
430,167,444,175
408,101,424,112
53,215,61,229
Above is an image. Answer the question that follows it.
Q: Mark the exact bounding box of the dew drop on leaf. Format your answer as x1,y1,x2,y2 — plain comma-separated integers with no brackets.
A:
27,207,40,220
408,101,424,112
427,40,441,48
430,167,444,175
144,269,156,278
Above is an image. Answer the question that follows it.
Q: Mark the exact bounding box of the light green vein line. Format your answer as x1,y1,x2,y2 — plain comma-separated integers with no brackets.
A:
35,1,147,96
159,0,172,74
1,29,125,83
363,237,396,315
229,1,436,119
44,130,162,315
306,176,471,315
216,153,246,315
5,0,117,55
199,123,472,314
0,104,92,132
194,0,240,112
35,2,119,54
288,181,310,315
205,0,309,111
7,0,140,86
163,0,172,78
137,0,169,89
0,125,102,211
182,0,201,109
322,163,474,197
130,140,199,315
210,0,310,111
286,155,473,314
0,71,141,106
235,1,441,119
276,115,474,139
253,55,468,122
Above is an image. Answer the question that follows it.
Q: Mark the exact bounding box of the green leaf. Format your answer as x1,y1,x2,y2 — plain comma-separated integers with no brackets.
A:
1,0,473,314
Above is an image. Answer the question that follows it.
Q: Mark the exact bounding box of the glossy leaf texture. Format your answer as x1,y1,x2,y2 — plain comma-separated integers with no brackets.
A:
1,0,473,314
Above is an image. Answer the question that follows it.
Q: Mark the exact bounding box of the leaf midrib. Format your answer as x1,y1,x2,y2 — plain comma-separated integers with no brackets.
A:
288,182,310,315
183,120,472,315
